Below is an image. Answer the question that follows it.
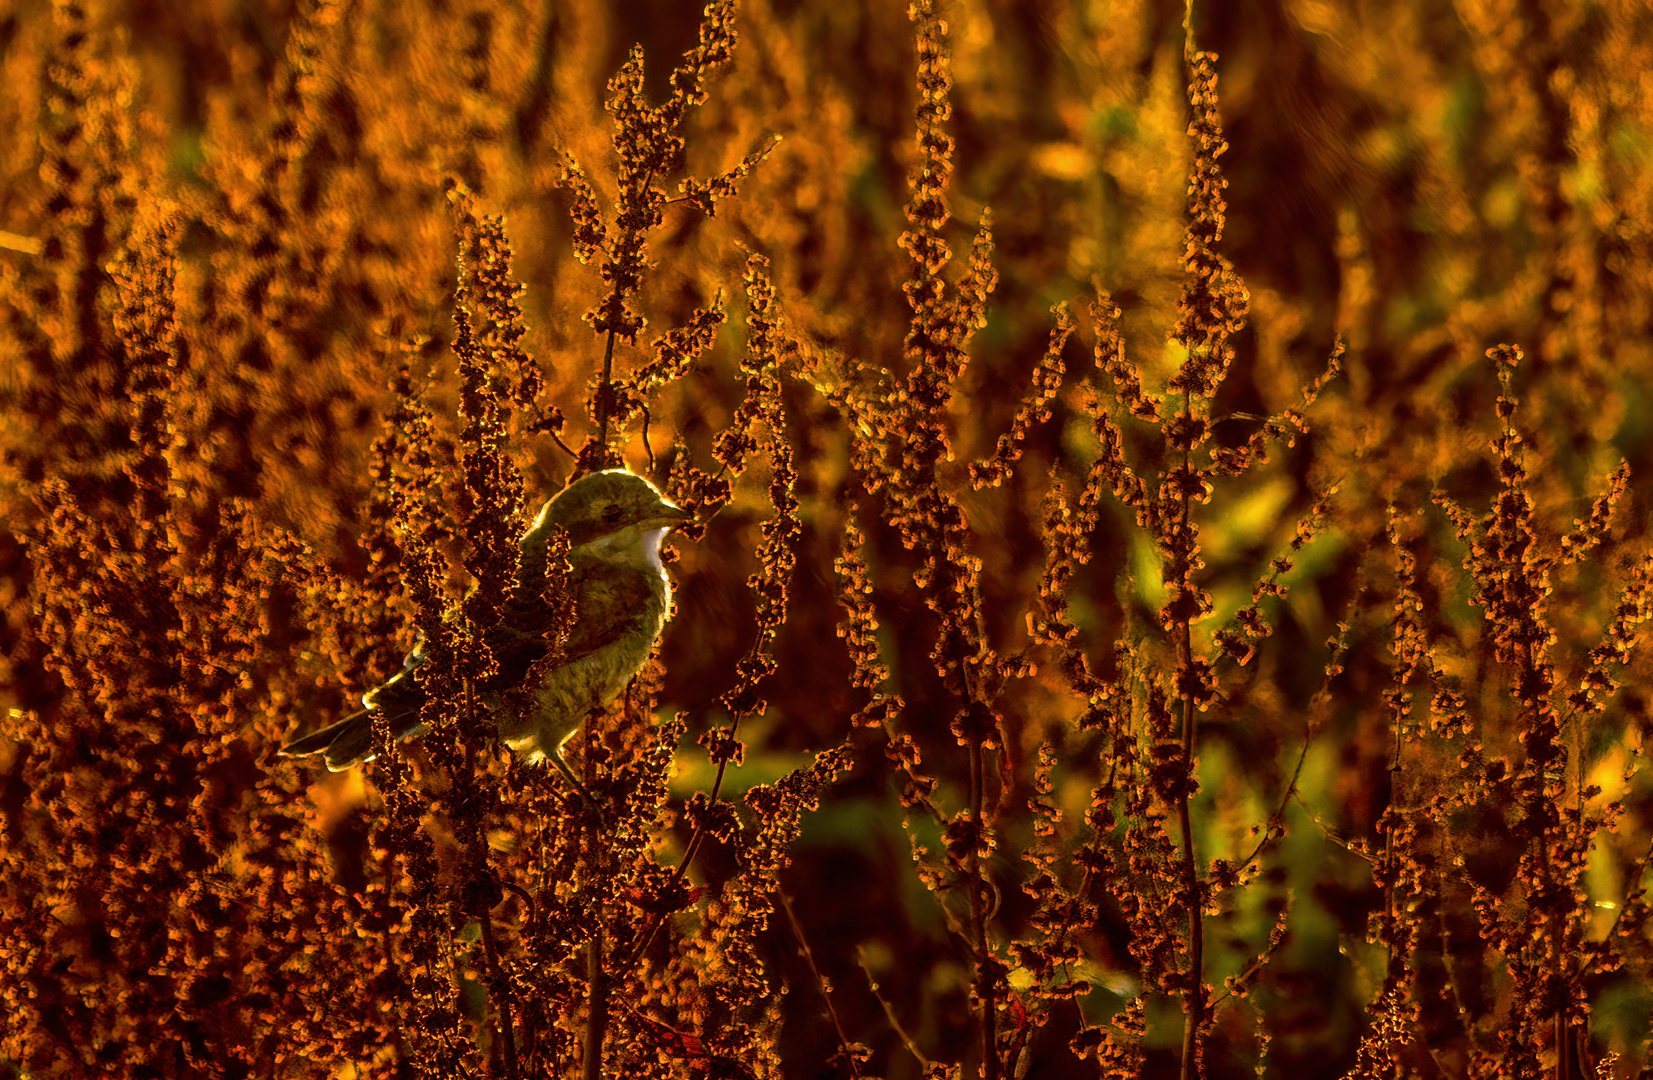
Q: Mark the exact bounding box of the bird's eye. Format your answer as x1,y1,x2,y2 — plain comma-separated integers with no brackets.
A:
602,505,623,523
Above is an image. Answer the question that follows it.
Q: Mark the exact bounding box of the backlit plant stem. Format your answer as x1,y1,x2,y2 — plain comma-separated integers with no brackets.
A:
594,318,618,465
583,701,613,1080
584,920,608,1080
969,724,997,1080
479,913,520,1080
1176,631,1202,1079
1175,404,1204,1080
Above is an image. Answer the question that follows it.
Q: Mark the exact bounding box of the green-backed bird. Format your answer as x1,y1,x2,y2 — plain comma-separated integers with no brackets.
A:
279,469,689,786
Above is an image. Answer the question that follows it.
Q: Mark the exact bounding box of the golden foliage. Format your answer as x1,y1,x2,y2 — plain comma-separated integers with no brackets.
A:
3,1,1653,1078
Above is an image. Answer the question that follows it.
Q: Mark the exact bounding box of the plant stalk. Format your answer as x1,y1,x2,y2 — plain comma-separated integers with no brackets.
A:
1176,419,1204,1080
583,722,609,1080
583,925,607,1080
480,914,520,1080
595,319,617,462
968,726,998,1080
1177,643,1203,1080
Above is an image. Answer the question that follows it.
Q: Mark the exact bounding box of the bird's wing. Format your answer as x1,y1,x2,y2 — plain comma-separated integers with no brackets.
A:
358,646,429,726
281,647,428,769
562,553,659,661
488,549,658,686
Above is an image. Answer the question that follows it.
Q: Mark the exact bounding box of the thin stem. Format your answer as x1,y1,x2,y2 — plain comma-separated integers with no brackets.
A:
499,880,537,932
381,846,410,1065
463,678,520,1080
581,797,608,1071
592,161,658,468
480,914,520,1080
626,712,745,968
1176,639,1204,1080
779,889,861,1078
640,403,656,474
582,710,609,1080
1177,394,1205,1080
855,945,931,1069
968,707,998,1080
548,428,578,460
595,320,618,464
583,924,608,1080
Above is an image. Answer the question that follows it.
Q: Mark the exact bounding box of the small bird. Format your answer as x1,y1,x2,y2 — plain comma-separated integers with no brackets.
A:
280,469,690,789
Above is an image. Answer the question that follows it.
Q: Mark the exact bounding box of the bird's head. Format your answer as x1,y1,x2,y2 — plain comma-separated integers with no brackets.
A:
537,469,690,554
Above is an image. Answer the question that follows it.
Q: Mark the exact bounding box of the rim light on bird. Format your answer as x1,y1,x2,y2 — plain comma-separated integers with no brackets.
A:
280,469,690,803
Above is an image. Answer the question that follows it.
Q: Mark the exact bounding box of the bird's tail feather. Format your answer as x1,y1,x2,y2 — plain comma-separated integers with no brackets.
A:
280,707,429,772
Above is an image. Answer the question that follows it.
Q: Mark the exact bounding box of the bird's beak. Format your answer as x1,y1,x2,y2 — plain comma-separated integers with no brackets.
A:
645,501,692,529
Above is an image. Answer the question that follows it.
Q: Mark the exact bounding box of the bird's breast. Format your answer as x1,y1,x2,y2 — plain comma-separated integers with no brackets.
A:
495,557,672,760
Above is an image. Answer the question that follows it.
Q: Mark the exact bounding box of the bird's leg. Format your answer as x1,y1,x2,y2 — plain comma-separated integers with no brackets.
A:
549,748,606,828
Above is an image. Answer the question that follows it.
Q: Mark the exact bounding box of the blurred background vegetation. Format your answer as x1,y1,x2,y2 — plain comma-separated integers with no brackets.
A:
2,0,1652,1076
